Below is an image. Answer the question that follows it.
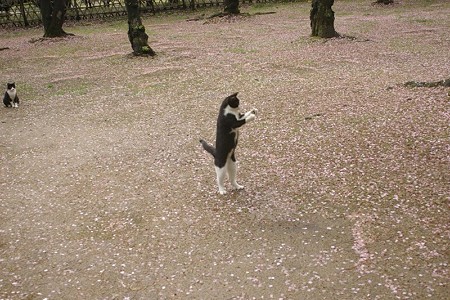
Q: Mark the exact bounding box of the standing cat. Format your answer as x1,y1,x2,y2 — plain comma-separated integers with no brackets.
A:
200,92,257,195
3,82,19,108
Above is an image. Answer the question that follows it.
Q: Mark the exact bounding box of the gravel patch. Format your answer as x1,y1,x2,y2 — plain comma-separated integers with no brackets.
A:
1,1,449,299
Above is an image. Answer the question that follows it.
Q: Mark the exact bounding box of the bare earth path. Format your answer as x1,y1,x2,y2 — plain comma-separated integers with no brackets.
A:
1,1,449,299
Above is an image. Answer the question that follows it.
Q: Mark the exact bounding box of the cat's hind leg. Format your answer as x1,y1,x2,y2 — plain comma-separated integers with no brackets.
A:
227,158,244,191
3,96,11,108
215,166,227,195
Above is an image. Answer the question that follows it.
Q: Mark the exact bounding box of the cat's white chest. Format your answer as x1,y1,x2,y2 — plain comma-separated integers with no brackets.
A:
224,106,241,144
7,89,16,100
224,106,240,118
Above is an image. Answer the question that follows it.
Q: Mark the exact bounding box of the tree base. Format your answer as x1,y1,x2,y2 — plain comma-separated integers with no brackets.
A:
128,29,156,56
127,51,156,58
131,48,156,57
43,31,75,38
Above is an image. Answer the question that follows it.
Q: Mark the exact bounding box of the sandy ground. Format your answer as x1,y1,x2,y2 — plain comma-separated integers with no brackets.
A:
0,1,449,299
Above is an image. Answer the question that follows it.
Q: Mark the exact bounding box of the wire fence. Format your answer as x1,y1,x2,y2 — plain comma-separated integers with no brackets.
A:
0,0,275,27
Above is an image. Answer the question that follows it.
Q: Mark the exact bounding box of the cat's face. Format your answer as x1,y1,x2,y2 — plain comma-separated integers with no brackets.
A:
7,82,15,91
226,92,240,108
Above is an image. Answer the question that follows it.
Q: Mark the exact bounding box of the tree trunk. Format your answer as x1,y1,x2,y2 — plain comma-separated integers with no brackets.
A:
125,0,155,56
41,0,69,37
189,0,195,10
19,0,29,27
310,0,338,38
40,0,53,35
224,0,240,15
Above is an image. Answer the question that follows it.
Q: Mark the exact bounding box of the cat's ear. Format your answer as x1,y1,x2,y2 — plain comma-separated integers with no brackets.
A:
230,92,238,98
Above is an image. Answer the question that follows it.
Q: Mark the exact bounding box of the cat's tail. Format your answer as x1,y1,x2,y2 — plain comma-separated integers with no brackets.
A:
199,139,216,158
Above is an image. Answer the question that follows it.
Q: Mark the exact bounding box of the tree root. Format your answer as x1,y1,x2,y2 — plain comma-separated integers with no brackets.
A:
186,11,276,22
321,34,371,43
29,33,76,44
404,79,450,88
372,0,394,5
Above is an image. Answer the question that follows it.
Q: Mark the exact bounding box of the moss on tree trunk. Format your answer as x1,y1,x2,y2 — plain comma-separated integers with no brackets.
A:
310,0,338,38
125,0,155,56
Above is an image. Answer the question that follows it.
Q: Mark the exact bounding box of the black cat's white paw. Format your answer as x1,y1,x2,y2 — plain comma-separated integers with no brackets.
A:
246,114,256,122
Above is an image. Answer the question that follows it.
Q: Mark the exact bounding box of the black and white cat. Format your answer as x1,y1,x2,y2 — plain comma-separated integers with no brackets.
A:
200,92,257,195
3,82,19,108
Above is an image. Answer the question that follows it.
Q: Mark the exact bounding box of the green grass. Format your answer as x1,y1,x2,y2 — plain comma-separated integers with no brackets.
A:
46,78,92,97
388,36,438,55
69,19,128,35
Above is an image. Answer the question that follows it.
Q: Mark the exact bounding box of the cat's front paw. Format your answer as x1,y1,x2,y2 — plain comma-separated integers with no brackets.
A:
219,189,227,195
251,108,258,115
232,183,244,190
246,114,256,122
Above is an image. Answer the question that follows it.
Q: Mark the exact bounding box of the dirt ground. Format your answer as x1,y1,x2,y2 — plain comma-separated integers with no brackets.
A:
1,1,449,299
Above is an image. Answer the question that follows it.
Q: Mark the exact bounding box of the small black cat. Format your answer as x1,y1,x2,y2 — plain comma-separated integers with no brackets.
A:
3,82,19,108
200,92,257,195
